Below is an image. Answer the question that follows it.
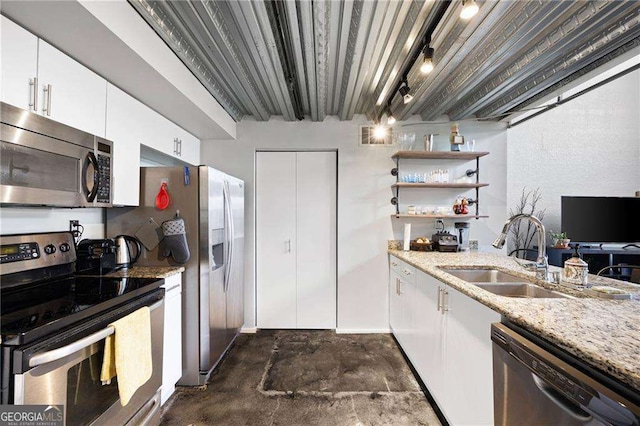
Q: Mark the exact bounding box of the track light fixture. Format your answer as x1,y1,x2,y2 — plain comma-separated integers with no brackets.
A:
398,81,413,104
420,45,435,74
460,0,479,20
385,102,396,125
387,110,396,125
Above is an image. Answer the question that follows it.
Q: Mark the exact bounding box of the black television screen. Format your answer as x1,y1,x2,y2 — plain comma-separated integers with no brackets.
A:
561,196,640,243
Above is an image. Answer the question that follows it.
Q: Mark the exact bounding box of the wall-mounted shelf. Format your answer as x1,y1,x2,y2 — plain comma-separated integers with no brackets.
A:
390,150,490,219
391,151,490,160
392,182,489,189
392,214,489,219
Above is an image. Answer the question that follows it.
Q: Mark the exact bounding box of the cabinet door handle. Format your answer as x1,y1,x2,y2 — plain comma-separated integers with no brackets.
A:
42,84,52,116
442,289,450,315
391,261,398,267
437,287,442,311
285,239,291,253
29,77,38,111
395,278,399,295
178,139,182,156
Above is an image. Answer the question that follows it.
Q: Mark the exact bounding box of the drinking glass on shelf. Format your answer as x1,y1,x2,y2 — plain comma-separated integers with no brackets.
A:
468,139,476,152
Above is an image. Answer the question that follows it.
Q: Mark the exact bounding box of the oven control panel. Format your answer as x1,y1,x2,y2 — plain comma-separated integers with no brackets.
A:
0,242,40,264
0,232,76,275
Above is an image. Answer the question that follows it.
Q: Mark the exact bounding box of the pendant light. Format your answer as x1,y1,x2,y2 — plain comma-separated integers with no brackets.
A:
460,0,479,20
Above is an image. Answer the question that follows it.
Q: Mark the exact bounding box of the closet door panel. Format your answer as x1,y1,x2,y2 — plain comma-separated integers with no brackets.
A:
295,152,337,329
256,152,297,328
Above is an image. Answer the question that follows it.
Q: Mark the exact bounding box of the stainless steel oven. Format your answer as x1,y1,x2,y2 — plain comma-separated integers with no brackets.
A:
1,232,164,426
12,291,164,425
0,102,112,207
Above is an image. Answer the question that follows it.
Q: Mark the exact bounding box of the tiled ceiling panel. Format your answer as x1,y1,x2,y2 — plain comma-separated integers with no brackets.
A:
129,0,640,123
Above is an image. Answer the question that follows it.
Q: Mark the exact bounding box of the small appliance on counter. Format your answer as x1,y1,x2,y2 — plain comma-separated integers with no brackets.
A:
114,235,142,269
431,219,459,252
432,231,459,252
76,238,118,274
455,222,470,252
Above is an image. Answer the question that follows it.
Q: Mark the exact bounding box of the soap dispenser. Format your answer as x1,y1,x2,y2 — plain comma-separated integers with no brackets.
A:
564,244,588,286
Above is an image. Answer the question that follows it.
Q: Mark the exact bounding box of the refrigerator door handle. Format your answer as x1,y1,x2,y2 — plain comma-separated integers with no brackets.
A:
223,180,234,293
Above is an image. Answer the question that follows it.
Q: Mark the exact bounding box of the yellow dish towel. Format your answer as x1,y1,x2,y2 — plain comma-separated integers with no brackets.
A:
100,306,152,406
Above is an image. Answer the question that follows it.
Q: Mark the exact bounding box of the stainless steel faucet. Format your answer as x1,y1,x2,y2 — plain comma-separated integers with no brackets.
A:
492,213,549,281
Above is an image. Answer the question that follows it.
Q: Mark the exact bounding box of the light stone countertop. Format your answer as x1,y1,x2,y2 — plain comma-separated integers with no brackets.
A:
388,249,640,393
104,265,185,279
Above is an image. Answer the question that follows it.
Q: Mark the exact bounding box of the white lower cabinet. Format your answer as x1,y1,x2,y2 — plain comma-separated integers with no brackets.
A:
442,285,500,426
389,255,500,425
413,272,445,407
161,274,183,405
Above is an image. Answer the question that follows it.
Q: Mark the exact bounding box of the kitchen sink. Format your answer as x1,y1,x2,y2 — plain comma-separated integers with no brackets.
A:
440,267,573,299
474,283,571,299
440,268,532,283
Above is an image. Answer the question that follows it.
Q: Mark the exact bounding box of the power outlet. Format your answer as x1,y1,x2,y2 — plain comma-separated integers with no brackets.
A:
69,220,82,240
469,239,479,251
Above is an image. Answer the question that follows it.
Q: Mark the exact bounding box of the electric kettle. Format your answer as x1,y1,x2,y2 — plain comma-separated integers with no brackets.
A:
114,235,142,269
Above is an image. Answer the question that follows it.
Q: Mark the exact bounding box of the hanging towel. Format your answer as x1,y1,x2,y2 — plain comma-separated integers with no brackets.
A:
100,307,153,406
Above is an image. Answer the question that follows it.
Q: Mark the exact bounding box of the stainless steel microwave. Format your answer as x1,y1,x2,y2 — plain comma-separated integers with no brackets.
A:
0,102,112,207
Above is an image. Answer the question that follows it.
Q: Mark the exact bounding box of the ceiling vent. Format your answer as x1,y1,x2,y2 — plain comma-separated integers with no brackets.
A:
359,125,394,146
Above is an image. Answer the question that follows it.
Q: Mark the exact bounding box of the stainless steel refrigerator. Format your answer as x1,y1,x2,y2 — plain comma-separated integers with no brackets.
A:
107,166,244,386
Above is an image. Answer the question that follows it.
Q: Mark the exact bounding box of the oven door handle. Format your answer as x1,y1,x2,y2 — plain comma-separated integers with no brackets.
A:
28,299,163,368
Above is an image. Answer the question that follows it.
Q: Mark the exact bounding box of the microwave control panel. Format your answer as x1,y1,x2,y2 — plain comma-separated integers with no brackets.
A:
97,154,111,203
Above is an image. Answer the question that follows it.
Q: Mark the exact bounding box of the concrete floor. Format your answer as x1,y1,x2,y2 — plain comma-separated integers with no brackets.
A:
161,330,440,425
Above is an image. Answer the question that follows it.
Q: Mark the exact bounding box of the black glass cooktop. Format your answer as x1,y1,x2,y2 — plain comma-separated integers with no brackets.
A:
1,275,163,345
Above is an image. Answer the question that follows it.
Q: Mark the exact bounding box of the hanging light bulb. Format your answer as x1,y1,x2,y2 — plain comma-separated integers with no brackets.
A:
460,0,479,20
373,123,388,139
387,112,396,125
398,81,413,104
420,46,435,74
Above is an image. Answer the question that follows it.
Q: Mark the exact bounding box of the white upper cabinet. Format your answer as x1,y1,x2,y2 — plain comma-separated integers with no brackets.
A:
0,16,38,111
175,126,200,165
105,84,142,206
141,106,200,165
37,40,107,137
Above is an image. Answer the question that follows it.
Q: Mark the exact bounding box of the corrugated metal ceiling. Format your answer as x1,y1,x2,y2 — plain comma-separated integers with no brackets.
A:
130,0,640,123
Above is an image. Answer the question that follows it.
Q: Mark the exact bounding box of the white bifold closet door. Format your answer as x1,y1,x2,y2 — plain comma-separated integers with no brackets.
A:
256,151,337,329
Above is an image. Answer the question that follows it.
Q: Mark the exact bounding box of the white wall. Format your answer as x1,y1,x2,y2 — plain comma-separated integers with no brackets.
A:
201,116,508,332
0,207,105,239
507,69,640,234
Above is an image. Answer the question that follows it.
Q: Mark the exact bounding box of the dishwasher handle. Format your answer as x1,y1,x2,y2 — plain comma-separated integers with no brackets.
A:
532,373,592,421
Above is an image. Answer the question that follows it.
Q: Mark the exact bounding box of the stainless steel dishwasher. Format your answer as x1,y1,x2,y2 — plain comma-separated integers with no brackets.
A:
492,323,640,426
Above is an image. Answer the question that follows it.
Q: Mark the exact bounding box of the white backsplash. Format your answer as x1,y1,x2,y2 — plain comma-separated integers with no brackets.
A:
0,207,105,239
